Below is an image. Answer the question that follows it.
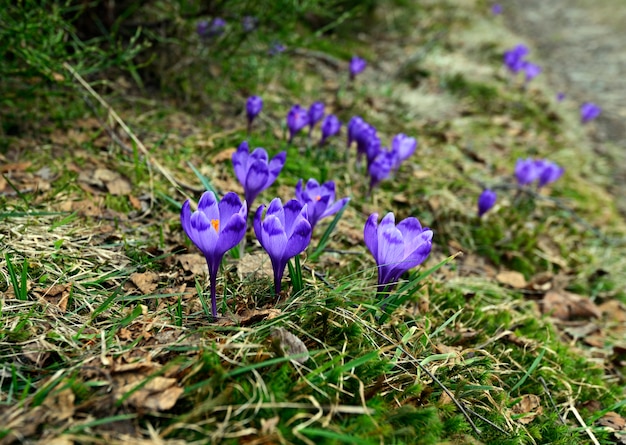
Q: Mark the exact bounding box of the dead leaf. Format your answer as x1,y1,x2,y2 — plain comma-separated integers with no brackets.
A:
527,272,553,292
511,394,543,424
178,253,207,276
34,283,72,312
211,147,237,163
599,300,626,323
129,271,160,295
496,270,527,289
541,291,601,320
237,252,273,280
42,388,75,422
596,411,626,431
114,374,183,411
238,308,281,326
270,327,309,364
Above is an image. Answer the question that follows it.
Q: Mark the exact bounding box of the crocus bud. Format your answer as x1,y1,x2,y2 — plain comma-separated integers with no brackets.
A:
477,189,497,217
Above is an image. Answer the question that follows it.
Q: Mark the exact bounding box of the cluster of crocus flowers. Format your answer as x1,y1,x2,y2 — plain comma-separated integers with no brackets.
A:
580,102,601,124
515,158,564,188
232,141,286,210
197,18,226,39
295,179,350,229
503,44,541,83
364,212,433,293
181,192,247,318
254,198,312,294
477,189,497,217
347,116,418,193
349,56,367,80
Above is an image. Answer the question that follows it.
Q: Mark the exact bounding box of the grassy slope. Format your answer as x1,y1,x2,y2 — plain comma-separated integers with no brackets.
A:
1,0,625,444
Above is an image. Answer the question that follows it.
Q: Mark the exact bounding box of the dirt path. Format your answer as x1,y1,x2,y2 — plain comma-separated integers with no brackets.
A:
503,0,626,211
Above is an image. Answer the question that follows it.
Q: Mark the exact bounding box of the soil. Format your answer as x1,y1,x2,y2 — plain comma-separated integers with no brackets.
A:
502,0,626,212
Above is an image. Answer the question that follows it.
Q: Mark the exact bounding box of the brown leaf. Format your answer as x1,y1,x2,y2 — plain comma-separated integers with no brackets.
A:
541,291,601,320
129,271,160,295
596,411,626,431
599,300,626,323
35,283,71,312
511,394,543,424
527,272,553,292
270,327,309,364
237,308,281,326
496,270,527,289
211,147,237,163
114,374,183,411
41,388,75,422
178,253,207,276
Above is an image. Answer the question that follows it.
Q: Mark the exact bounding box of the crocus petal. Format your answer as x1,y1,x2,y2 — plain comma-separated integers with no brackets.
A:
232,142,250,184
322,197,349,220
253,205,266,243
363,213,379,258
219,192,245,224
262,215,288,261
197,191,219,221
283,199,304,237
283,217,312,259
267,151,287,182
189,210,219,256
216,214,247,255
266,197,285,227
379,225,405,271
396,217,424,248
244,161,270,203
181,200,194,241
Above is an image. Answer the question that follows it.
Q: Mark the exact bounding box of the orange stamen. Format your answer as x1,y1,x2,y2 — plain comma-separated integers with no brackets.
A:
211,219,219,232
315,195,321,201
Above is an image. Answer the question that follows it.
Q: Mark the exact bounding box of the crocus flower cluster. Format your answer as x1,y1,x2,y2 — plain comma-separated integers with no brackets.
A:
347,116,417,192
286,102,342,145
580,102,601,123
197,18,226,39
364,212,433,292
515,158,564,188
503,44,541,83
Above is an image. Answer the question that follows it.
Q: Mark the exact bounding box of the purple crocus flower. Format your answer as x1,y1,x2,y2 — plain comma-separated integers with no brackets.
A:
515,158,540,186
197,18,226,38
347,116,365,148
580,102,601,123
536,160,564,188
269,42,286,56
181,191,247,318
364,212,433,292
349,56,367,80
242,16,258,32
254,198,312,294
368,149,394,192
286,104,309,143
232,141,286,210
504,44,529,74
523,61,541,82
295,179,350,229
320,114,342,145
391,133,417,170
556,92,566,102
246,96,263,132
477,189,497,217
308,102,325,134
492,4,503,15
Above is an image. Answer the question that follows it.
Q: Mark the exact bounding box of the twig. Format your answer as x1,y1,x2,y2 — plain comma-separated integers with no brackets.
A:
63,62,194,206
568,404,600,445
539,376,566,425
